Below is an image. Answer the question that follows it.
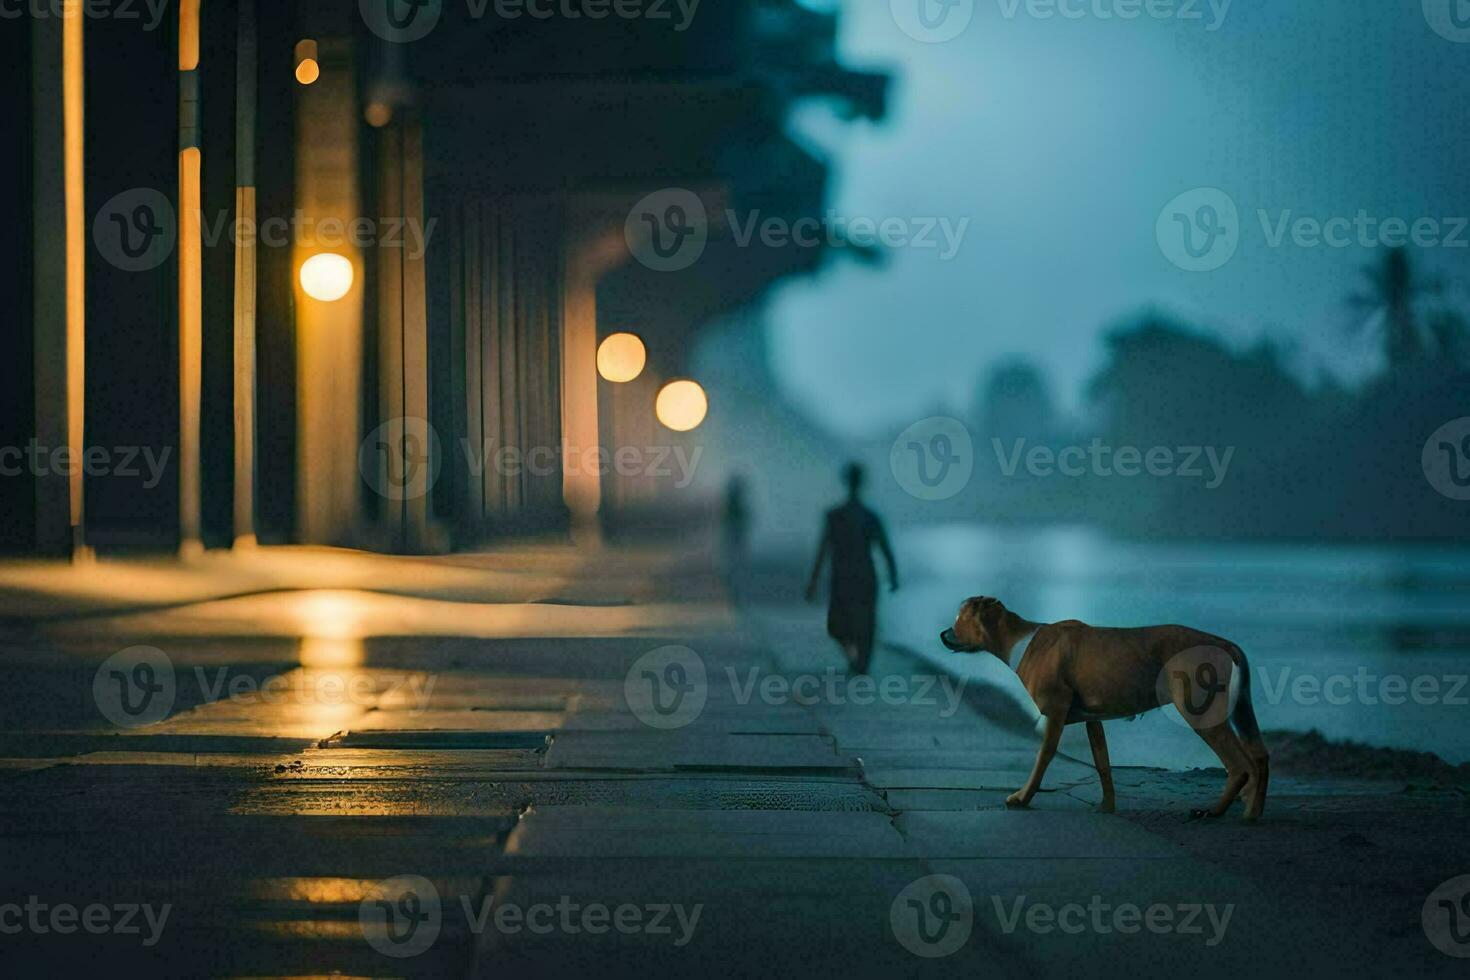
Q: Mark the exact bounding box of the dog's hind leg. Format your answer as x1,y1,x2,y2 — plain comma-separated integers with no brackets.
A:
1190,724,1251,819
1085,721,1116,813
1226,648,1269,821
1007,714,1065,809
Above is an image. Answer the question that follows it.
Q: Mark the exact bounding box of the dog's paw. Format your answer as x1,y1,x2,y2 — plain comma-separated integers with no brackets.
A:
1005,792,1031,809
1096,800,1116,814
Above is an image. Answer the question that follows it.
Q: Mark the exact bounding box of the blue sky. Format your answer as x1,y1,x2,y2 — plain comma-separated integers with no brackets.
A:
762,0,1470,437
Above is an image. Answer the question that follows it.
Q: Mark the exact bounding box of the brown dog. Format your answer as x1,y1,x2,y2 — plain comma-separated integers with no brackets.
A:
941,596,1269,820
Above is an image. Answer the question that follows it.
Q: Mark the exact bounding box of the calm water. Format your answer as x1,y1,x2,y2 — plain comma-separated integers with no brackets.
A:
883,525,1470,768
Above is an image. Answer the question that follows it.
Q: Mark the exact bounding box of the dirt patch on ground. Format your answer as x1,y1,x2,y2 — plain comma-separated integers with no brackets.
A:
1266,728,1470,785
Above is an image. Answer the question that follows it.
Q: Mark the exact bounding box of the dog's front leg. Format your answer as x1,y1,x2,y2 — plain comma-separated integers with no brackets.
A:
1086,720,1115,813
1007,715,1064,808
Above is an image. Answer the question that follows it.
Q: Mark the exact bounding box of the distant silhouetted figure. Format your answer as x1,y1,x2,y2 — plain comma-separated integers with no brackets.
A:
721,476,751,575
805,463,898,675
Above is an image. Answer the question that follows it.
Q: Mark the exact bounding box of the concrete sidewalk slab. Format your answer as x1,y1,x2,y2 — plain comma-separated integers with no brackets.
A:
558,706,825,733
503,806,907,859
928,856,1276,980
239,772,886,816
866,767,1050,790
542,730,855,771
469,856,1044,979
348,708,566,731
896,810,1188,860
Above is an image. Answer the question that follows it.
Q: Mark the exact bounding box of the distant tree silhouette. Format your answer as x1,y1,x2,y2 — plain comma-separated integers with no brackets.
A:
974,359,1057,441
1087,314,1311,449
877,251,1470,540
1346,247,1444,368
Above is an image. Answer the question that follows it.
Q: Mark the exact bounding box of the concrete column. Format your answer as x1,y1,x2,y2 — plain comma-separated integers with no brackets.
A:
294,36,363,545
561,259,601,539
376,123,405,543
401,114,430,549
178,0,204,557
561,212,631,543
31,4,88,560
232,0,258,548
373,116,431,552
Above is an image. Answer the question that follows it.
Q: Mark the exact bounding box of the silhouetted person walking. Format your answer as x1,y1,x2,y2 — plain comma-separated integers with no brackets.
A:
805,463,898,675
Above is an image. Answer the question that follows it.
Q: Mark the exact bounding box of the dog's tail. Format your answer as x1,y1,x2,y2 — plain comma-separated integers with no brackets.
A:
1228,644,1270,817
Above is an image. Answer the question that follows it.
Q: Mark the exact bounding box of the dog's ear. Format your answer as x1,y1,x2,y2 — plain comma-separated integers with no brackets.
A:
976,596,1006,628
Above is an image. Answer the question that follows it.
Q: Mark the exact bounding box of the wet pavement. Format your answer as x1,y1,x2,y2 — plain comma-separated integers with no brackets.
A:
0,545,1464,977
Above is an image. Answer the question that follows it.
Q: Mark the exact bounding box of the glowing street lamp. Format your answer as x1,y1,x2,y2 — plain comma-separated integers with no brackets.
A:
299,253,354,301
364,102,393,128
294,39,320,85
655,380,708,432
597,332,647,383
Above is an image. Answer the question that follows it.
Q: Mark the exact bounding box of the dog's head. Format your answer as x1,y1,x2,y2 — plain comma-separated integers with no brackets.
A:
940,596,1009,654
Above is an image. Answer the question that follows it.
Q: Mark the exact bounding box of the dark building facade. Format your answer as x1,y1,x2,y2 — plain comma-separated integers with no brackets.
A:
1,0,885,556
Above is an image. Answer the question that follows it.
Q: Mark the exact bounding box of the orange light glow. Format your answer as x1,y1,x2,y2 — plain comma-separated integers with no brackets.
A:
299,253,354,301
64,0,85,531
179,147,203,549
597,332,647,383
655,380,708,432
364,102,393,128
293,39,320,85
178,0,199,70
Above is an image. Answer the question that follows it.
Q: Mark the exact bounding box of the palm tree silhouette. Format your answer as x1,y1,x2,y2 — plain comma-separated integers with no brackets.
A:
1346,247,1443,368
